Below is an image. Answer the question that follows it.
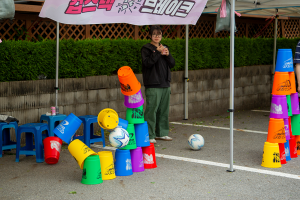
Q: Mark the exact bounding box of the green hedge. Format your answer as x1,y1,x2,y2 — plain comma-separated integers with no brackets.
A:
0,37,299,82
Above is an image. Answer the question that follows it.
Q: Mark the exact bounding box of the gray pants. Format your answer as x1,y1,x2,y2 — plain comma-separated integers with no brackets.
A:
144,87,171,139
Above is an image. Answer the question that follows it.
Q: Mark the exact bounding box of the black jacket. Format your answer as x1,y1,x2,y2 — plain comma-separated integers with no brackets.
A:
141,43,175,87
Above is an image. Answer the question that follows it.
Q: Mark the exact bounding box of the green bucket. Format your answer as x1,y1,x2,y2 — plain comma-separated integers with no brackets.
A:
126,105,145,124
286,95,293,117
291,114,300,135
120,124,137,150
81,155,103,185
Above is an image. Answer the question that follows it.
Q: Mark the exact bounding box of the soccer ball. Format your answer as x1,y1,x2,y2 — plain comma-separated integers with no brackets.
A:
109,128,129,148
188,134,204,150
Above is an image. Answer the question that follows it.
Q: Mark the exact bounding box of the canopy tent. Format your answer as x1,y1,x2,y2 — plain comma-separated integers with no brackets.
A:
204,0,300,75
39,0,300,172
39,0,208,112
204,0,300,171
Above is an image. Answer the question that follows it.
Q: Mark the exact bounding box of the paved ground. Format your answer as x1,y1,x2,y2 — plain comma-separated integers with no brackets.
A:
1,108,300,200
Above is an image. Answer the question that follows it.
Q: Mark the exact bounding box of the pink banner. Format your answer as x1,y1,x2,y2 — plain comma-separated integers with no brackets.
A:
39,0,208,25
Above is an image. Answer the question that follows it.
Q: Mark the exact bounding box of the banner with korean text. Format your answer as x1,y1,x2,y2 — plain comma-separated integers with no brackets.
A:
39,0,208,25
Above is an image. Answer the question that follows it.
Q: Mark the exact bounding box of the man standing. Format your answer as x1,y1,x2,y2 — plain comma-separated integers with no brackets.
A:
141,25,175,144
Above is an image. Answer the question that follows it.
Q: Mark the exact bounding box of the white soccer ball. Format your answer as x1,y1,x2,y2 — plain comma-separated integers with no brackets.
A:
109,128,129,148
188,134,204,150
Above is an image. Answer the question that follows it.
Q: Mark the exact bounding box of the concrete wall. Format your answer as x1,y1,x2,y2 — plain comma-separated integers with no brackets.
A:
0,65,272,135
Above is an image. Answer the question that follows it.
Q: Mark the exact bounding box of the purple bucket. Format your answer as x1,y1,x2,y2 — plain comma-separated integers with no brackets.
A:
124,90,144,108
130,147,145,173
270,95,289,119
290,93,300,115
284,118,291,140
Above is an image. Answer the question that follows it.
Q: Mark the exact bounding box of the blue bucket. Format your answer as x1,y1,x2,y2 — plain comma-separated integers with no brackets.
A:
275,49,294,72
117,118,128,130
134,121,150,147
284,140,291,161
53,113,82,144
114,149,133,176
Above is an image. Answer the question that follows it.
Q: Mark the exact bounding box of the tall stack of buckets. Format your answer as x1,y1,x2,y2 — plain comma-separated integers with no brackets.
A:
263,49,300,168
114,66,156,176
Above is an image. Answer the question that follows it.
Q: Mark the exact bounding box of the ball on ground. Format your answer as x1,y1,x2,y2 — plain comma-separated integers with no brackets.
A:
109,128,129,148
188,134,204,150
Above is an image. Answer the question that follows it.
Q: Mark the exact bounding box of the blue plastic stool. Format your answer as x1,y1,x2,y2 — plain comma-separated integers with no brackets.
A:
15,123,49,163
74,115,105,147
40,114,67,137
0,121,18,158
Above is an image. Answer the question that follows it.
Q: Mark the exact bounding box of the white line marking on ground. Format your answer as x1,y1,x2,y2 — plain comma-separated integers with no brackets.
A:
91,144,300,180
251,110,270,113
170,122,268,134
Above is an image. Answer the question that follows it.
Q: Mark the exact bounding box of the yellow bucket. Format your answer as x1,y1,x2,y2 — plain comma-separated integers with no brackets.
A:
98,151,116,180
261,142,281,168
98,108,119,130
68,139,97,169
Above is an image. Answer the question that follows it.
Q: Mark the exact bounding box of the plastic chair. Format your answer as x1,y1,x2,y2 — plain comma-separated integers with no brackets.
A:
15,123,49,163
74,115,105,147
0,121,18,158
40,114,67,137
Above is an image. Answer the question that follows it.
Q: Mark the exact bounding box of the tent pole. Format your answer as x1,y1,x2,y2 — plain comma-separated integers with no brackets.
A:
55,22,59,107
273,9,278,73
227,0,235,172
184,25,189,120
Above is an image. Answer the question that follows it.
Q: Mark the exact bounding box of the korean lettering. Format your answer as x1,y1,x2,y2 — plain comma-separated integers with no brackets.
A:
82,0,99,13
65,0,84,14
65,0,116,14
174,1,195,17
140,0,195,18
98,0,116,11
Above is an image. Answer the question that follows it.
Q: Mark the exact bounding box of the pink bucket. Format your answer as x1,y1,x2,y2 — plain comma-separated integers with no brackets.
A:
124,90,144,108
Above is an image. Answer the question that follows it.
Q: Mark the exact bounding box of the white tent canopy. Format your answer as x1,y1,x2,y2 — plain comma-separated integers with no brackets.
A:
38,0,300,172
204,0,300,17
202,0,300,172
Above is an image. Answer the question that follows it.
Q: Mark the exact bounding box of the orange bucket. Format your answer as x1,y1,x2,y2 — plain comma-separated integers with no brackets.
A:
272,72,291,95
289,72,297,94
296,135,300,155
118,66,141,96
267,118,286,143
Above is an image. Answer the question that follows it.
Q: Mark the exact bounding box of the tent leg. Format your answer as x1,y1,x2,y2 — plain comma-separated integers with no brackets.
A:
272,9,278,74
227,0,235,173
55,22,59,108
184,25,189,120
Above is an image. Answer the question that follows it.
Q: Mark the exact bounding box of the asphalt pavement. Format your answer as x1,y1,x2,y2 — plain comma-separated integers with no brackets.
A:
1,108,300,200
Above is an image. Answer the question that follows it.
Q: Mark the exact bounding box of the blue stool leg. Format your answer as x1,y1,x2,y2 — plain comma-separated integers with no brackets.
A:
89,123,94,145
15,131,22,162
34,132,44,163
0,131,3,158
101,128,105,147
84,122,91,147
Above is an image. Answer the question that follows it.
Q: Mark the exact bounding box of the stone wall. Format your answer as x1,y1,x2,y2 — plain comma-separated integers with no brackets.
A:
0,65,272,135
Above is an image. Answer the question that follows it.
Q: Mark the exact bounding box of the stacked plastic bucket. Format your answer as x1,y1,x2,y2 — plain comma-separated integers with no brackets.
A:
114,66,156,176
262,49,300,168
